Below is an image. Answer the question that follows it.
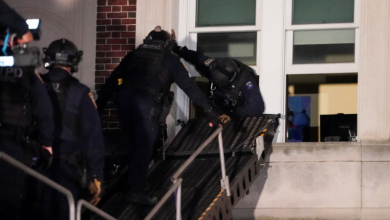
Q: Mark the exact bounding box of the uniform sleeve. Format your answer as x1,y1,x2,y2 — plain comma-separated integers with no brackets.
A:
234,75,265,117
96,53,131,115
30,74,54,146
176,46,213,79
169,55,212,111
79,90,105,181
0,0,29,37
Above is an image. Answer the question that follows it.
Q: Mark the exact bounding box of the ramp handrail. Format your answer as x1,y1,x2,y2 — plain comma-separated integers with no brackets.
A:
145,126,230,220
76,199,117,220
0,152,76,220
144,178,183,220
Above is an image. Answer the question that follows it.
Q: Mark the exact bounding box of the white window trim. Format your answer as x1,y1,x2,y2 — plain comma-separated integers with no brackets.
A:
186,0,262,75
285,0,360,75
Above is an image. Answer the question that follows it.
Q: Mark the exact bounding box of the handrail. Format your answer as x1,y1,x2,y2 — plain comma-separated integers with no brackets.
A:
171,126,223,182
76,199,117,220
144,178,183,220
0,152,76,220
145,125,231,220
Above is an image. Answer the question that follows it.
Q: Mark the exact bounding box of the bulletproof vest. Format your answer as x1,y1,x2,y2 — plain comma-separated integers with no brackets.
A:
0,66,34,136
42,71,86,141
211,61,254,111
122,43,172,93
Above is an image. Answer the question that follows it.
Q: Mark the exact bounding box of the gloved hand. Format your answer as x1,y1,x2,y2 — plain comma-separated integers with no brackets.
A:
219,114,231,124
88,178,102,206
171,41,182,55
203,108,230,127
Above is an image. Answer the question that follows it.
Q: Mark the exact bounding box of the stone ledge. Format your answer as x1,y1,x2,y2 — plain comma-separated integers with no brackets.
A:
270,142,361,162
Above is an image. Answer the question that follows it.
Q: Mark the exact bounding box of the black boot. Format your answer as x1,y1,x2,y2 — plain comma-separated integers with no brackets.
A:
125,190,158,205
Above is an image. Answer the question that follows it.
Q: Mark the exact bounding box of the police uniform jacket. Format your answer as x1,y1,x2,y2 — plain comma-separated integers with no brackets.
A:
96,45,213,116
0,68,54,146
176,46,265,117
44,68,104,181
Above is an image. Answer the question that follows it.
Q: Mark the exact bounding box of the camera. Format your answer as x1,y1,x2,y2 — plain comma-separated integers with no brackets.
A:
0,18,41,67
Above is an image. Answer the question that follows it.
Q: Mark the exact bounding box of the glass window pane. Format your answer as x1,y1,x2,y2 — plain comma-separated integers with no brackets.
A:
293,29,355,64
196,0,256,27
197,32,257,65
292,0,354,25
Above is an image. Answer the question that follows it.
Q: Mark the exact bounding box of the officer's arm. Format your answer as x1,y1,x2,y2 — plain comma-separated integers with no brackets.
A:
30,74,54,147
175,46,213,78
0,0,29,38
171,57,212,111
96,54,129,115
79,90,105,182
234,78,265,117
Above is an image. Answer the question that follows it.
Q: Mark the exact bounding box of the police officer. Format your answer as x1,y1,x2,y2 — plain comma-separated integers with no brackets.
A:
39,38,104,220
0,47,54,220
96,26,227,205
173,46,265,118
0,0,33,44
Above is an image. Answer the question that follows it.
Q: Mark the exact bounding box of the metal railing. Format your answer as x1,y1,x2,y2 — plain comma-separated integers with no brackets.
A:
144,126,230,220
0,152,76,220
76,199,116,220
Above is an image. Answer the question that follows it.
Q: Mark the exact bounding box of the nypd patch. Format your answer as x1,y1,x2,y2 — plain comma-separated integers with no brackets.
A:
204,58,215,66
246,81,254,90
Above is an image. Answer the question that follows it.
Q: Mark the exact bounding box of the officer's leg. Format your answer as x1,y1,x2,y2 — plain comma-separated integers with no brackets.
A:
124,117,159,204
0,137,25,220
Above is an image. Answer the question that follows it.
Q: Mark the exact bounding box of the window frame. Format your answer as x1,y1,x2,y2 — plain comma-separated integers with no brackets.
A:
186,0,263,75
285,0,361,74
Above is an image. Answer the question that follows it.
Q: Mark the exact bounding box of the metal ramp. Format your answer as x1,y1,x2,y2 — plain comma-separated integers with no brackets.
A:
93,114,280,220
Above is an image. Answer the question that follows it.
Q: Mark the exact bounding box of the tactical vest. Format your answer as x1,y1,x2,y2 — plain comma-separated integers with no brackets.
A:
0,66,34,138
210,61,256,112
120,43,175,123
121,43,173,93
42,72,87,141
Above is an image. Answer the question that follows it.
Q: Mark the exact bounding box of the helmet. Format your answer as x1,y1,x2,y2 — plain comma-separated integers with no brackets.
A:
143,26,174,48
210,58,239,87
42,38,83,72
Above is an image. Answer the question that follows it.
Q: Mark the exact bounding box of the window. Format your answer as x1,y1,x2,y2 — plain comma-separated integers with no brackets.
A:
285,0,359,74
293,29,355,64
197,32,257,65
196,0,256,27
285,0,360,142
292,0,354,25
187,0,261,68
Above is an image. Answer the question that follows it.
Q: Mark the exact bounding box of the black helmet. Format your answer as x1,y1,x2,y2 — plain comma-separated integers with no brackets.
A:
210,58,239,87
144,26,173,47
42,38,83,72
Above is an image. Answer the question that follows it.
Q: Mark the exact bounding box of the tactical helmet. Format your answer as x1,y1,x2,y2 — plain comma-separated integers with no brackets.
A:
210,58,239,87
42,38,83,72
144,26,174,48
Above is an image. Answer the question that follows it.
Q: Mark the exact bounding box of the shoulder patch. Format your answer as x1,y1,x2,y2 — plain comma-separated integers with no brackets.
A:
88,92,98,109
246,81,254,90
34,71,44,84
204,58,215,66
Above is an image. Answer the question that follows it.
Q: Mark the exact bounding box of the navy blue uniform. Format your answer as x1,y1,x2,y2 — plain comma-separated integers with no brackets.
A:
97,45,212,193
40,68,104,220
0,0,29,37
0,70,54,220
177,46,265,117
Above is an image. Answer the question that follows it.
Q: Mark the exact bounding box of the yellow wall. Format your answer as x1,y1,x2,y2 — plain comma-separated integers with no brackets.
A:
319,84,358,115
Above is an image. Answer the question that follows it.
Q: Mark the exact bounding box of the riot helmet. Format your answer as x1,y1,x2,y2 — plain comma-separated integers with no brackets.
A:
143,26,174,49
210,58,239,87
42,38,83,73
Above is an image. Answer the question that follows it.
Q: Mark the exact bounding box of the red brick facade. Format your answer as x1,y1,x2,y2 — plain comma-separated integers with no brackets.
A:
95,0,137,129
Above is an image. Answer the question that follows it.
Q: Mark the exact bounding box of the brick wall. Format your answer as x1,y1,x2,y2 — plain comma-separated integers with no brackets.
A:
95,0,137,129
